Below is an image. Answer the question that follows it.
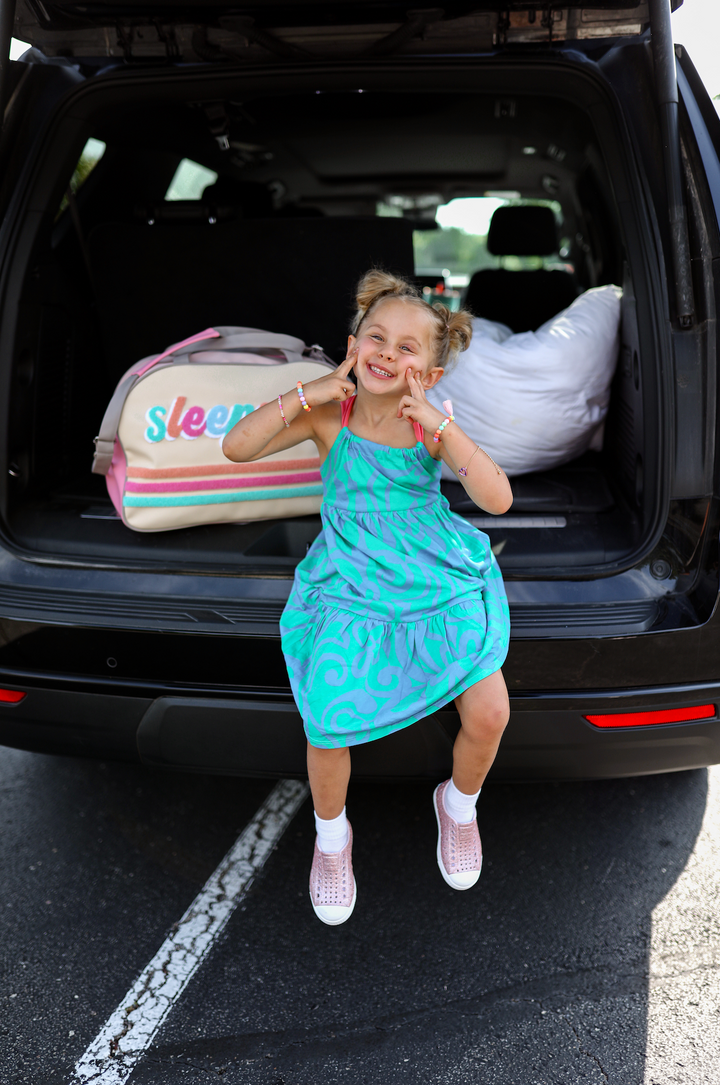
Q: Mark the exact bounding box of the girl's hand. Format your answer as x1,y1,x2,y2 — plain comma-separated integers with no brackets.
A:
300,347,358,408
396,369,446,432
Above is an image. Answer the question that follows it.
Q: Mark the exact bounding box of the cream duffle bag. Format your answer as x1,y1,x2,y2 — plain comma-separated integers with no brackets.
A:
92,326,335,531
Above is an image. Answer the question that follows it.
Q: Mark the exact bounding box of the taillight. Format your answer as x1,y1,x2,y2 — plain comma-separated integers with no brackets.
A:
585,704,715,729
0,689,26,704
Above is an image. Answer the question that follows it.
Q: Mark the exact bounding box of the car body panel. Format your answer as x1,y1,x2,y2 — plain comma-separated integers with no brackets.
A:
1,664,719,781
3,2,720,780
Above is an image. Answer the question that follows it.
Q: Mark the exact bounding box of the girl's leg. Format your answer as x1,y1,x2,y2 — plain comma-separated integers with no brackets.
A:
306,741,351,820
434,669,509,891
452,668,510,794
307,741,357,925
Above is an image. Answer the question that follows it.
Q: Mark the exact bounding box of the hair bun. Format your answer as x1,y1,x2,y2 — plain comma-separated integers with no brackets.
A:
443,306,473,361
352,270,418,333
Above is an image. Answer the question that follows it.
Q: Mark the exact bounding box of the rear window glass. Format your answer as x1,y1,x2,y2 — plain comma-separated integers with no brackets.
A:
165,159,218,201
57,137,106,217
378,195,570,308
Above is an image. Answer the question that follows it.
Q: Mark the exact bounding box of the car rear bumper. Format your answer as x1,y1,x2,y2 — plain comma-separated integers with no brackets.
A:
1,672,719,780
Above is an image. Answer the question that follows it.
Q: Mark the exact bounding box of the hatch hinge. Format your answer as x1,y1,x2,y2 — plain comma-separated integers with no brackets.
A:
153,22,179,62
115,23,134,62
540,6,558,44
648,0,695,329
495,8,510,48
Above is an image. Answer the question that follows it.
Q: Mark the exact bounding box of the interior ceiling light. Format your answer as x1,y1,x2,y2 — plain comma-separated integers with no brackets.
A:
484,190,521,199
522,146,537,155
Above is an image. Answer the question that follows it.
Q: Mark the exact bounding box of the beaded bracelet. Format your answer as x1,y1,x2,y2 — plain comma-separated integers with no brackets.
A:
432,398,455,444
433,414,454,443
297,381,311,411
277,393,290,427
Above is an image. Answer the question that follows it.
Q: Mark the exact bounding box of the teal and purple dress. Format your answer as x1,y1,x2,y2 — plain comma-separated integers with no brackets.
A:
280,396,510,749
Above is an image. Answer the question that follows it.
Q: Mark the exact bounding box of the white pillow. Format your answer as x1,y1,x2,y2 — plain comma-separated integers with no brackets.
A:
428,285,622,478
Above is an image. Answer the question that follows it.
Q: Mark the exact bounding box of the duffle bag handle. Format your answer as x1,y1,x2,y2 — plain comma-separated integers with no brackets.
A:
135,328,312,376
92,328,335,475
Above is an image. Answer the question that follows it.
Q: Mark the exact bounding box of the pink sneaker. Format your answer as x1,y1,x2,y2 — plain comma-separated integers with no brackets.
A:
308,822,357,925
433,780,483,890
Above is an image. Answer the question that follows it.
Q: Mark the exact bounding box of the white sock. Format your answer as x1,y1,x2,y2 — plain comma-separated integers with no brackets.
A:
444,779,481,824
314,807,349,853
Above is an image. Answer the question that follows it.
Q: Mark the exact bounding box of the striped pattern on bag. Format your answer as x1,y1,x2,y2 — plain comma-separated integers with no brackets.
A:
122,457,323,509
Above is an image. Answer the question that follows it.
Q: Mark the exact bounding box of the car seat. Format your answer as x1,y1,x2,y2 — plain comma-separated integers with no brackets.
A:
464,205,577,332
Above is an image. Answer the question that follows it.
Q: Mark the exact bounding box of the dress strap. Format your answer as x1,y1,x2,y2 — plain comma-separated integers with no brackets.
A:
413,421,424,443
340,395,356,428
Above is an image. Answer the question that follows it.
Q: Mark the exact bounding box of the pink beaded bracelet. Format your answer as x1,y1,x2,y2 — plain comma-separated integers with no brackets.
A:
297,381,311,411
277,393,290,427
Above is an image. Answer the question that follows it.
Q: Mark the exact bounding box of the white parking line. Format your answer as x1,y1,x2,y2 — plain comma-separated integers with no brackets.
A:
71,778,309,1085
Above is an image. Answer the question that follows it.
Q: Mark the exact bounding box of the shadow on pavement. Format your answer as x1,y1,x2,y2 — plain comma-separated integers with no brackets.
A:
134,767,708,1085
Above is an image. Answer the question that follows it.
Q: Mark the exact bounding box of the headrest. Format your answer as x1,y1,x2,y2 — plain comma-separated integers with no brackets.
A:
487,205,558,256
201,177,274,218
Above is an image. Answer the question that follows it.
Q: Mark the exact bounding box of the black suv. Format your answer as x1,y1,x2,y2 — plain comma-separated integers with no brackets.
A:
1,0,719,781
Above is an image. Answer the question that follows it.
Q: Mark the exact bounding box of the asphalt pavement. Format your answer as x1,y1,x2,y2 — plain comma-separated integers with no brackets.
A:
1,744,718,1084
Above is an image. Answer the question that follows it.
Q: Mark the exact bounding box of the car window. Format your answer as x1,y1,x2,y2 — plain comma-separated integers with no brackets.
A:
57,137,106,217
379,195,570,308
165,158,218,201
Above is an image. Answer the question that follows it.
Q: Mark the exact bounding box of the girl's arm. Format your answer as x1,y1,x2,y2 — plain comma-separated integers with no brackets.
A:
398,371,513,515
222,350,358,463
222,388,314,463
437,425,513,515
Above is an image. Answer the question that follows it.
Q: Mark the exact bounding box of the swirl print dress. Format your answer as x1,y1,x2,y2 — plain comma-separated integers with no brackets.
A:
280,397,510,749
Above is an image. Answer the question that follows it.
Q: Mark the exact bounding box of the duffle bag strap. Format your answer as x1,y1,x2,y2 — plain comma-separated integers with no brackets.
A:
92,371,140,475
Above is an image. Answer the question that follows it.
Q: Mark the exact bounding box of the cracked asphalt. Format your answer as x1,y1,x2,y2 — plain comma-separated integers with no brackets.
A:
1,745,719,1084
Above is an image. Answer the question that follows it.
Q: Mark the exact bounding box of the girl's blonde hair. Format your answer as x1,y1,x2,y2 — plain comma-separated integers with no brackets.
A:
351,269,473,368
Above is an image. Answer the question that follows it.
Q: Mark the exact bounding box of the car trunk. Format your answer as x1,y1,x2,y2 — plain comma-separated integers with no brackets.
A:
2,48,661,577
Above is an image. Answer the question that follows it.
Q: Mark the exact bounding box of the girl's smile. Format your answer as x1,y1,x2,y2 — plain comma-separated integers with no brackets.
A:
367,362,395,380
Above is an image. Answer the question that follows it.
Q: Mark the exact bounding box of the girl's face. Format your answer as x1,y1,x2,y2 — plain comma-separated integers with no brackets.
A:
348,299,444,397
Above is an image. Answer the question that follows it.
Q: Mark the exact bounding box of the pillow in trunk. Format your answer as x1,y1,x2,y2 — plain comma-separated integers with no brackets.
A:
427,285,622,479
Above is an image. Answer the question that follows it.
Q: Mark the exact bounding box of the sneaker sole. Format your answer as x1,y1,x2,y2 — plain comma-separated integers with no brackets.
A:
433,785,482,891
309,879,357,925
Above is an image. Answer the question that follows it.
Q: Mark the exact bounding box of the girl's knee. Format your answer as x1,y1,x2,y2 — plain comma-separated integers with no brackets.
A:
462,699,509,741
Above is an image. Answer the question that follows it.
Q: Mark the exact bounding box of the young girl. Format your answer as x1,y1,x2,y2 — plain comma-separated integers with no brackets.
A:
223,270,512,925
